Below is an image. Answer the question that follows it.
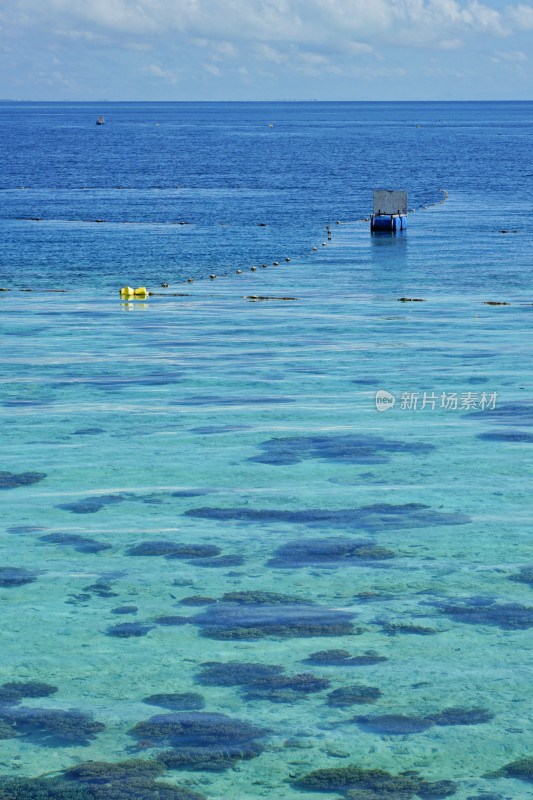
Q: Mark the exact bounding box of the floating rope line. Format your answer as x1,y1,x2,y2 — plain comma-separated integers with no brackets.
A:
2,191,454,294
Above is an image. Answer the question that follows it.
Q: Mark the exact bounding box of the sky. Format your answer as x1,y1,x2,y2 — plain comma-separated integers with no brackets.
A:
1,0,532,100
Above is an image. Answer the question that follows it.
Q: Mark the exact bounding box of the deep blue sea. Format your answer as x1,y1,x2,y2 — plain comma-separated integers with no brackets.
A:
1,102,533,800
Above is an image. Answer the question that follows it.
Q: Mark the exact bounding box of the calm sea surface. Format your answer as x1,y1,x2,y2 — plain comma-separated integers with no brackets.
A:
0,102,532,800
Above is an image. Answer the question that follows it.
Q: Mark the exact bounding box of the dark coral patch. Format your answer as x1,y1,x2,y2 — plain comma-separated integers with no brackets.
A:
0,471,46,489
74,428,105,435
129,712,267,748
127,541,183,556
466,795,502,800
0,687,23,705
469,401,533,426
155,616,191,626
0,776,94,798
249,433,435,466
295,765,423,797
107,623,153,637
57,495,127,514
62,757,206,799
327,685,382,706
6,525,47,534
380,623,438,636
83,580,118,598
417,780,457,798
437,599,533,630
158,743,263,771
305,649,388,667
143,693,205,711
428,708,494,726
353,714,434,735
3,681,58,698
268,538,394,568
188,555,244,568
179,596,216,606
221,590,308,604
0,720,17,739
487,757,533,782
304,649,352,665
185,503,468,532
64,759,165,781
0,567,38,587
197,662,284,687
477,430,533,442
244,673,330,702
509,566,533,587
39,533,111,553
111,606,138,614
0,707,105,745
191,602,355,639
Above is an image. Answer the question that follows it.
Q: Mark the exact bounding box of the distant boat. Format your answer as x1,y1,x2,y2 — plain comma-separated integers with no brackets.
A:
96,115,105,125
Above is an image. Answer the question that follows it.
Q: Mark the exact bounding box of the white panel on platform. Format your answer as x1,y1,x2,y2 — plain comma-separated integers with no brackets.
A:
373,190,407,216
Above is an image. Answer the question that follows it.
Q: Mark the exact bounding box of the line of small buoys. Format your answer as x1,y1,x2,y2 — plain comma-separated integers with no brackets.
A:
244,296,298,301
1,288,69,293
398,297,425,302
16,218,195,225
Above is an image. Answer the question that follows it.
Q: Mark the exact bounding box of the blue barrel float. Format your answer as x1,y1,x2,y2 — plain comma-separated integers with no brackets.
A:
370,190,407,232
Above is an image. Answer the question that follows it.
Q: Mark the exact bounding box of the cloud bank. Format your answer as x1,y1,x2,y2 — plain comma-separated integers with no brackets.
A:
1,0,531,98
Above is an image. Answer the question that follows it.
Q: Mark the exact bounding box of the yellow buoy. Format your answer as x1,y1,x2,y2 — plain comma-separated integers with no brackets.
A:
273,261,279,266
250,267,257,271
134,287,147,296
120,286,134,297
236,269,242,274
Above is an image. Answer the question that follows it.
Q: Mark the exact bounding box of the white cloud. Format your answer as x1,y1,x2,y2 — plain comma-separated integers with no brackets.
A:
55,28,97,40
493,47,527,58
13,0,521,45
203,62,221,75
254,43,289,63
344,41,375,54
139,63,177,82
2,0,532,98
506,3,533,29
438,37,464,47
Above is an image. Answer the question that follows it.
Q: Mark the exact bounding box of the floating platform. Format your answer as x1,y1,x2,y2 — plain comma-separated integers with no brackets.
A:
371,214,407,232
370,190,407,233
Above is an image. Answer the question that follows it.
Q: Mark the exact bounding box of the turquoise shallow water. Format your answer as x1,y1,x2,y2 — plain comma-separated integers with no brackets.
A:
1,101,533,800
1,194,533,799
